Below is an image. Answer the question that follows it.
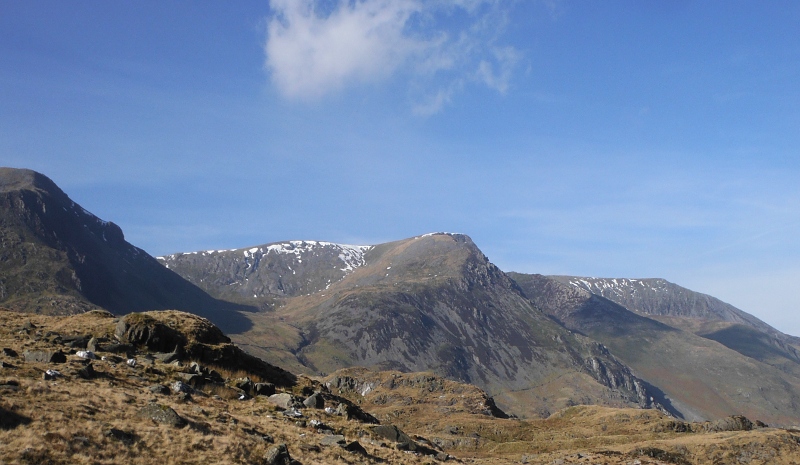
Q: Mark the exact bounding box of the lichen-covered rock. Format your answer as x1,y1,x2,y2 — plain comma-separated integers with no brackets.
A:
23,350,66,363
303,393,324,409
264,443,293,465
115,314,186,353
137,403,187,427
268,393,300,409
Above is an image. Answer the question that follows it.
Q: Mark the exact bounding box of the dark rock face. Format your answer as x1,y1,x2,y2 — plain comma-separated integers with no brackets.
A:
0,167,254,334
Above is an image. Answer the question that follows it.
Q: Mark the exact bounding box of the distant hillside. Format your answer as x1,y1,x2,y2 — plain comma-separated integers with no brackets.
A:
510,273,800,426
0,167,252,333
551,276,776,333
550,275,800,373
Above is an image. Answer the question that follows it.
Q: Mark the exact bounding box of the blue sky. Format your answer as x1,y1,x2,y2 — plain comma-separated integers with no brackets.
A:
2,1,799,335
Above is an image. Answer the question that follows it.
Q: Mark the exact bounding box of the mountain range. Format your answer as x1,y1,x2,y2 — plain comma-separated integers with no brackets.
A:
3,167,800,427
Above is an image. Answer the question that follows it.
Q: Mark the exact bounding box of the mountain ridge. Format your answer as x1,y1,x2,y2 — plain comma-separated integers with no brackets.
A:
510,272,800,425
0,167,254,333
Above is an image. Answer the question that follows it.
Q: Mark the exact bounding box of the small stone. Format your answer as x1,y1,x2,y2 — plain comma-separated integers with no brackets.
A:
62,334,90,348
43,369,62,380
234,377,254,393
148,384,170,395
3,348,19,357
153,351,181,363
299,443,320,453
24,350,67,364
254,382,275,396
171,381,193,393
343,440,368,455
303,393,324,409
76,351,97,360
175,372,204,386
104,428,136,445
281,408,303,418
76,363,96,379
320,434,346,446
137,403,187,427
264,443,292,465
102,355,123,364
268,393,299,409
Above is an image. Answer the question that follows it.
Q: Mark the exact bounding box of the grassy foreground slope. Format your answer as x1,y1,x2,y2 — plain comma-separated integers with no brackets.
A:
2,309,800,465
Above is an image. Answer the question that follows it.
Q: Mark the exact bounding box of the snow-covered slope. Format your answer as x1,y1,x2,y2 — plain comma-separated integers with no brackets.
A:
552,276,775,333
158,240,373,301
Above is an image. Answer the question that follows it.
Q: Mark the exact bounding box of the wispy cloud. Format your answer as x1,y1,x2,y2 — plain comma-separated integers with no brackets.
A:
264,0,520,111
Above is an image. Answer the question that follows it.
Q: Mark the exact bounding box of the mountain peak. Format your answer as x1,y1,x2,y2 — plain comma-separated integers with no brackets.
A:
0,167,65,196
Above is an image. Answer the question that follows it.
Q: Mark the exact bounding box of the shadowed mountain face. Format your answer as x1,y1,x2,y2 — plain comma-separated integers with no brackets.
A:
0,168,252,333
162,233,667,418
551,276,776,334
509,273,800,426
549,275,800,372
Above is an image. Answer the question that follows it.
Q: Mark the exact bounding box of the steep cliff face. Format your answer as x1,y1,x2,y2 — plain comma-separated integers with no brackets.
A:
510,273,800,426
0,168,252,333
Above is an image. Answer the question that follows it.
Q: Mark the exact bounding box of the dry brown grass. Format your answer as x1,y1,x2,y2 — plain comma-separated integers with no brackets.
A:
2,309,800,465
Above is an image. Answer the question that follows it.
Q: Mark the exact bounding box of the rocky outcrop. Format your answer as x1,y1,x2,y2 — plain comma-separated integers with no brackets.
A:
115,311,296,387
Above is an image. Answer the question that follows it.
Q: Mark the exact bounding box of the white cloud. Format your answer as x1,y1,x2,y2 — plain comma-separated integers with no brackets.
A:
265,0,519,110
477,46,520,93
